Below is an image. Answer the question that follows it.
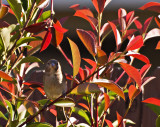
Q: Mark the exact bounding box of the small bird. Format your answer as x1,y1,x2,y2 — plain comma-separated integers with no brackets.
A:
43,59,67,123
43,59,67,100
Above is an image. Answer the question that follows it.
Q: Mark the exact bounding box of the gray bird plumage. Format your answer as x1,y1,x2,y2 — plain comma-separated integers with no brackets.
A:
43,59,67,100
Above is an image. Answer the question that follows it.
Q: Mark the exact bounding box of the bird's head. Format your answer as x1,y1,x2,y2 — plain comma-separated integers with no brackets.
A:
45,59,61,75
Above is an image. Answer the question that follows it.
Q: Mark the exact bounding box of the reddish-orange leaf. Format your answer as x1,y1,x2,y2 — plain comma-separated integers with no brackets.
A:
25,22,46,33
104,93,110,111
119,62,142,88
143,17,153,34
79,67,85,81
77,29,96,56
156,41,160,50
97,48,108,66
108,21,122,50
37,87,45,95
0,70,13,81
93,79,125,100
127,54,150,64
139,64,151,78
142,97,160,106
118,8,127,32
105,119,113,127
126,11,134,26
155,16,160,28
40,29,52,52
128,85,140,100
134,20,143,33
68,38,81,77
78,103,89,111
0,6,8,19
51,20,64,47
74,10,97,30
117,111,123,127
53,23,68,33
139,2,160,13
69,4,80,10
122,29,137,40
91,0,106,13
126,35,143,51
50,105,57,116
82,58,97,74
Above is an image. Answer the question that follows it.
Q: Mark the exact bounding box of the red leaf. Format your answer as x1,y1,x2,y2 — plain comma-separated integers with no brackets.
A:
156,41,160,50
40,29,52,52
82,58,97,74
126,11,134,26
122,29,137,40
69,4,80,10
126,35,143,51
139,64,151,78
142,98,160,107
127,54,150,64
53,23,68,33
77,29,96,56
0,6,8,19
100,19,118,38
105,119,113,127
91,0,106,13
155,16,160,28
143,17,153,34
78,103,89,111
119,62,142,88
51,20,64,47
79,68,85,81
108,21,122,50
74,10,97,30
128,85,140,100
134,20,143,34
117,111,123,127
0,70,13,81
25,22,46,33
139,2,160,13
37,87,45,95
145,28,160,41
104,93,110,111
118,8,127,32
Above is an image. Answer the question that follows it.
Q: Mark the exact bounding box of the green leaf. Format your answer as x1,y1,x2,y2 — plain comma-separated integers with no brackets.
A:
0,24,17,50
72,107,91,125
7,0,22,24
16,37,42,48
5,100,14,121
68,38,81,77
146,104,160,115
38,99,51,106
21,0,28,11
12,56,43,69
37,10,51,23
156,115,160,127
54,97,75,107
75,123,90,127
0,111,8,120
26,122,53,127
98,99,105,118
